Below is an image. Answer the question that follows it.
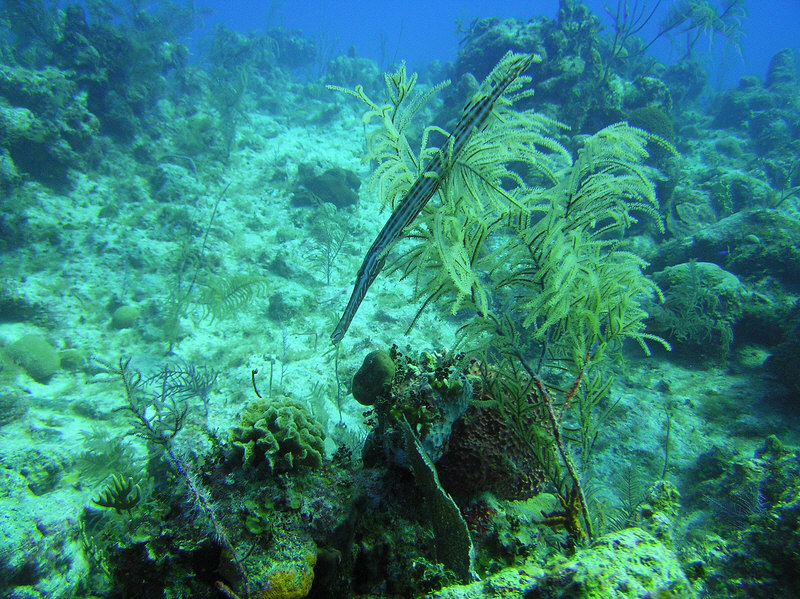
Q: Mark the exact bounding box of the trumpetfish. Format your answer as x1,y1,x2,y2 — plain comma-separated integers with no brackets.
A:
331,52,537,344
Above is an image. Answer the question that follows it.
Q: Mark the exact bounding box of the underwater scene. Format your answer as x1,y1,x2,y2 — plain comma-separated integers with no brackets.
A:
1,0,800,597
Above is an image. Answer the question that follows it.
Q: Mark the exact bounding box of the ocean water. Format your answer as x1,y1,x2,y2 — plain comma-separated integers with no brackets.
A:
204,0,800,86
1,1,799,598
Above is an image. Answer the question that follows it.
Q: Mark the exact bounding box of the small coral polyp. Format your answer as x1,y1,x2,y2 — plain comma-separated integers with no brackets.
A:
228,396,325,474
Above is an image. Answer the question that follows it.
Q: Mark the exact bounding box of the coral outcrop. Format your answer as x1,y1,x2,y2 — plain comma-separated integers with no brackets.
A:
648,261,745,360
422,526,695,599
6,334,60,383
361,348,471,468
292,164,361,208
0,65,99,186
687,436,800,598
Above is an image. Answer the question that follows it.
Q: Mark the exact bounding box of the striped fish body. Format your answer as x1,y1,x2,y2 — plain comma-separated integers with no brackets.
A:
331,52,537,344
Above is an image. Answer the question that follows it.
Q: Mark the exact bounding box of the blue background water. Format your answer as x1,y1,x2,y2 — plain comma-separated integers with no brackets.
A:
197,1,800,88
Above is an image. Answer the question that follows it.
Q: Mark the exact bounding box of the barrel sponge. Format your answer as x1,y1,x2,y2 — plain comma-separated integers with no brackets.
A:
229,397,325,474
351,350,395,406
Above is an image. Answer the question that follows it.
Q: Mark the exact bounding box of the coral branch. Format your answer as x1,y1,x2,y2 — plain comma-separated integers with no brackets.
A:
534,376,594,542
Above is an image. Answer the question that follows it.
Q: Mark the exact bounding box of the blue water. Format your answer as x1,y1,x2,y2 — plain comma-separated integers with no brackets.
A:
201,0,800,87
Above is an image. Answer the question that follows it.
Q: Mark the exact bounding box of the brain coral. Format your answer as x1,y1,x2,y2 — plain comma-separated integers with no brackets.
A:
229,397,325,474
